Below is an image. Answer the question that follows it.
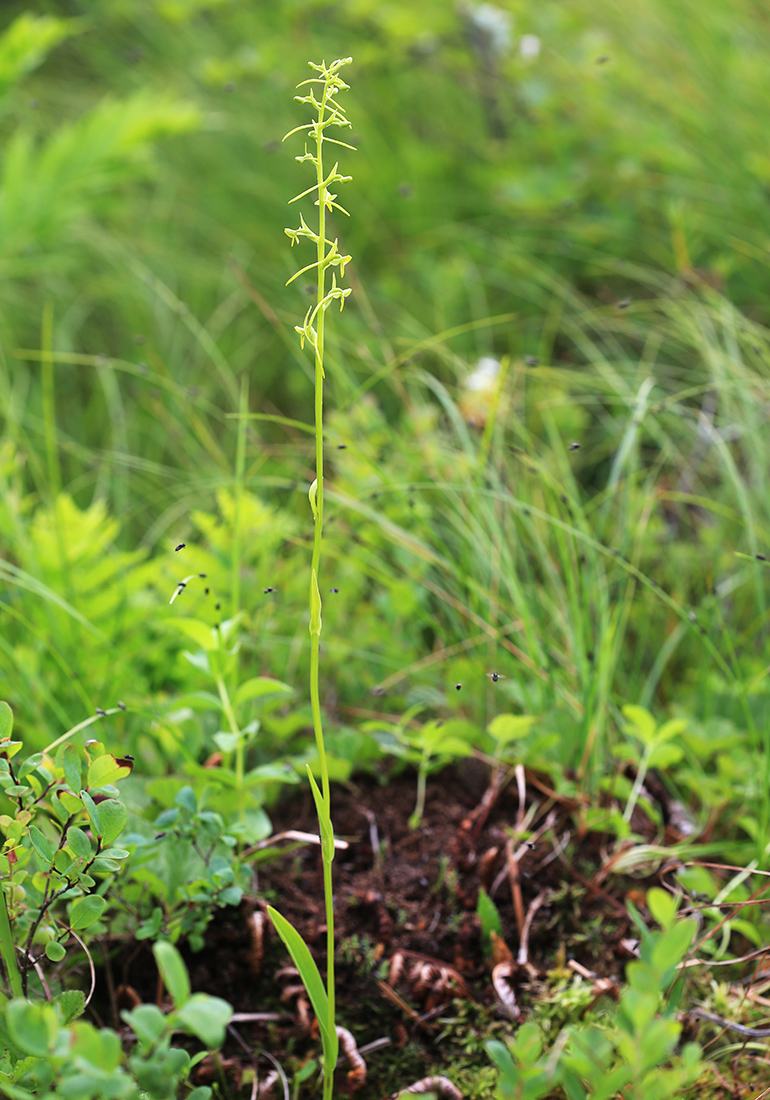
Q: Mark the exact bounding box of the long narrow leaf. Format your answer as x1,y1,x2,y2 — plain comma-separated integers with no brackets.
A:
267,906,338,1066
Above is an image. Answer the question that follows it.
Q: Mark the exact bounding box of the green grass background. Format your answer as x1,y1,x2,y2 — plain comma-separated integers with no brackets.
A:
1,0,770,864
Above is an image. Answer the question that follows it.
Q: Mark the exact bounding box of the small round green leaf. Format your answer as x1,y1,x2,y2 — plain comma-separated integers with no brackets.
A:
45,940,66,962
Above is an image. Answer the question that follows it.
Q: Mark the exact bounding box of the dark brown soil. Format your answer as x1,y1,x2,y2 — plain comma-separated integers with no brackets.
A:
94,763,669,1099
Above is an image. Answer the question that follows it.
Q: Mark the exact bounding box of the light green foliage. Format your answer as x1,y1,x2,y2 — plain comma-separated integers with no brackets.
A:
0,91,199,267
0,942,229,1099
0,702,132,997
120,782,252,949
488,891,702,1099
364,711,475,827
0,13,77,101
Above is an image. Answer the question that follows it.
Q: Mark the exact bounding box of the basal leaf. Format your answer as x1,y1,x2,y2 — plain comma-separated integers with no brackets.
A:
267,906,337,1066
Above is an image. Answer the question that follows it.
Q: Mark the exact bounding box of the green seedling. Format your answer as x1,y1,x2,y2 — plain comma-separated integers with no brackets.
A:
0,700,132,999
362,705,476,827
161,609,297,842
266,57,354,1100
617,705,687,824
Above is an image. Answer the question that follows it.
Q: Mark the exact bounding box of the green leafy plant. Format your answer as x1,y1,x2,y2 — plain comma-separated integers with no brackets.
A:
364,709,475,827
266,56,355,1100
0,940,230,1100
615,705,687,825
0,700,132,998
486,887,703,1099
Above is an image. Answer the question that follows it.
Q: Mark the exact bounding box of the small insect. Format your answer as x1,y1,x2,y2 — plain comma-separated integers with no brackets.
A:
455,683,462,691
596,54,610,63
175,543,185,552
204,588,210,596
688,611,697,623
117,701,127,711
215,602,221,611
560,493,568,504
487,671,506,683
523,355,539,366
198,573,207,579
569,441,581,451
756,554,767,562
96,708,107,717
617,297,631,309
330,587,339,593
337,444,347,450
264,587,275,593
527,841,537,850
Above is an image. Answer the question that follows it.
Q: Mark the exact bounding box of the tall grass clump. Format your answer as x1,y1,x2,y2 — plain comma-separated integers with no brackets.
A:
266,58,354,1100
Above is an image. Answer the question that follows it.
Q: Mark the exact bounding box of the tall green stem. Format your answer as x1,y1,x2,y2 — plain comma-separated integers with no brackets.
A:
311,73,334,1100
282,58,353,1099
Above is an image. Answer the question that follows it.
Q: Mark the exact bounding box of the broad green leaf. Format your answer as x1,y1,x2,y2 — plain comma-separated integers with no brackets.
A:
233,677,292,707
5,1000,57,1058
58,790,83,816
70,894,106,930
655,719,688,743
153,941,190,1009
123,1003,166,1046
622,705,657,746
86,754,131,789
17,754,44,782
98,800,127,846
67,826,92,860
650,919,696,974
0,702,12,740
79,790,102,837
244,762,300,785
175,994,231,1048
647,743,684,769
213,732,240,754
29,825,55,866
267,906,338,1066
488,714,536,744
306,767,334,864
61,745,82,793
45,940,66,963
646,887,678,930
174,786,197,814
54,989,85,1024
485,1038,517,1078
165,617,218,651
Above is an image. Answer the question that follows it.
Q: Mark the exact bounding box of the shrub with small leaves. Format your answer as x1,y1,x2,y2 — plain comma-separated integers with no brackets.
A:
0,700,132,997
0,941,230,1100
